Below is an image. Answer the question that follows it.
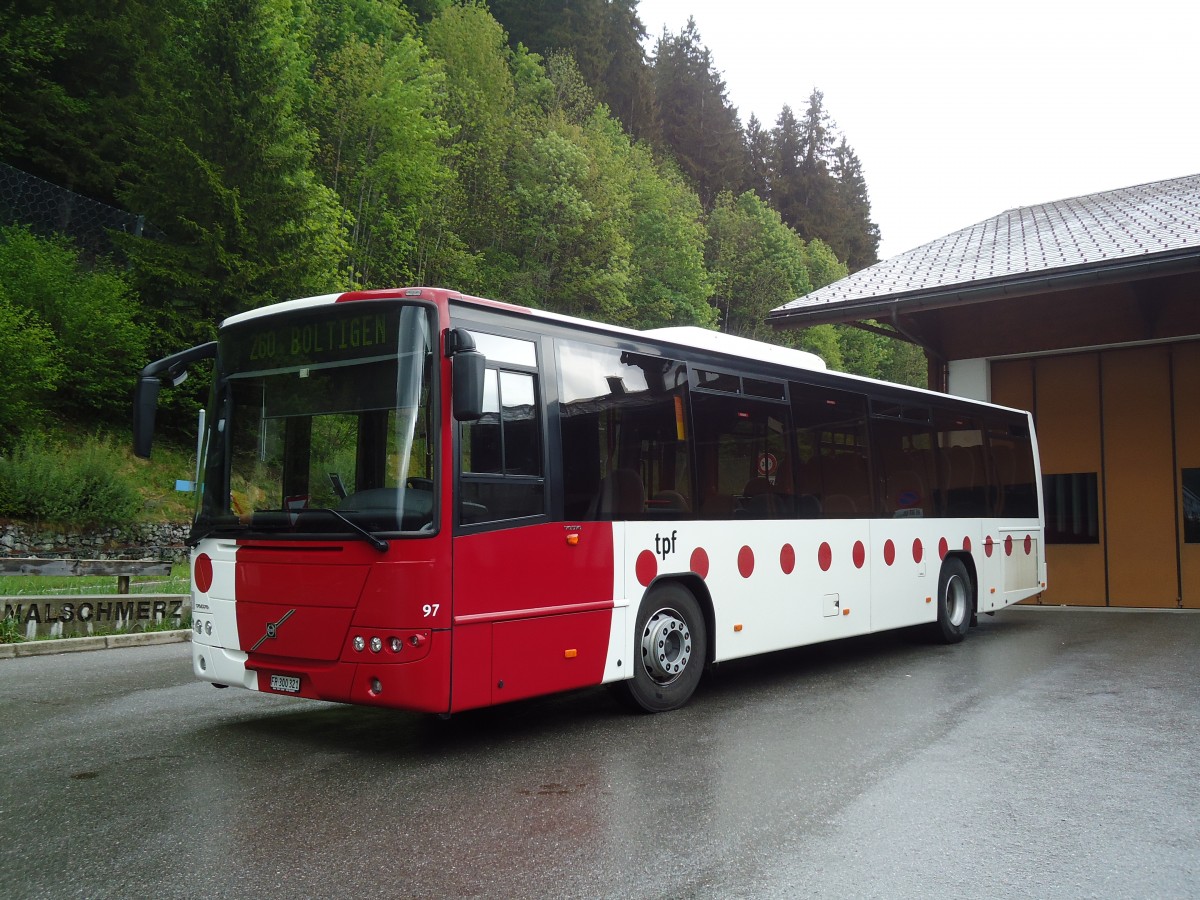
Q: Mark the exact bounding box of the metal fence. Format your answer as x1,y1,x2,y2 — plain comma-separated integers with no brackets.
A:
0,161,161,258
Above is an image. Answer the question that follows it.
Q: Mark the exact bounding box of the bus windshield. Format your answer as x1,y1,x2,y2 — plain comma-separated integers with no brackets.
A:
192,301,437,542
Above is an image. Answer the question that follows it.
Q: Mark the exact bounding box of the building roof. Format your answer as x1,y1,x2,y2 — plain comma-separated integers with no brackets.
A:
769,173,1200,328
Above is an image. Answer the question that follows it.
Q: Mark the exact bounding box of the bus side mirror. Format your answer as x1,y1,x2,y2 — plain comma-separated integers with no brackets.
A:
132,341,217,459
447,328,485,421
133,376,163,458
452,351,486,422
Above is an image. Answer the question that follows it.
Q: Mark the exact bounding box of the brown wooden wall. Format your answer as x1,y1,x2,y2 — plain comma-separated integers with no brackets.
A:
992,342,1200,607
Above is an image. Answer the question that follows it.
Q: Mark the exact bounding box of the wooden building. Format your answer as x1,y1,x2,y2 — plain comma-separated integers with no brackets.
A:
769,174,1200,608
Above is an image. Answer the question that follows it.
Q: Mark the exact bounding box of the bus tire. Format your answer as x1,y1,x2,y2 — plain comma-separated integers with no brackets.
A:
934,556,973,644
617,582,707,713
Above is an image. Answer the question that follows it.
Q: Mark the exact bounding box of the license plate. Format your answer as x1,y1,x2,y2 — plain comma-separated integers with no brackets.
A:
269,674,301,693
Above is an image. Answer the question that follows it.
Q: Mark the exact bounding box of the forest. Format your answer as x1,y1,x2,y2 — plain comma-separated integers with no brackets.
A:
0,0,923,518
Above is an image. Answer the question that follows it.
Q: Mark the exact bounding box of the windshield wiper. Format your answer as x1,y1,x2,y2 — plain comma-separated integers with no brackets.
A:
302,508,390,552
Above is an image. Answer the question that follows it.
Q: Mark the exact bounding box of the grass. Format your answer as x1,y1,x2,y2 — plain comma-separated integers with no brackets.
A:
112,432,201,523
0,563,191,597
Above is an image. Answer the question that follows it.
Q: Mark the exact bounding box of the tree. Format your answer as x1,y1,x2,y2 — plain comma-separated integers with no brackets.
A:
705,191,811,341
420,2,524,289
488,0,658,142
0,286,61,450
830,138,881,270
744,113,772,199
305,9,450,287
0,226,146,426
119,0,344,333
651,18,747,206
625,144,715,329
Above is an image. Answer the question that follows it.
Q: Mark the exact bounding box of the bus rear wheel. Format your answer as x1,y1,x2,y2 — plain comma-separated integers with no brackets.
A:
618,583,707,713
934,557,973,644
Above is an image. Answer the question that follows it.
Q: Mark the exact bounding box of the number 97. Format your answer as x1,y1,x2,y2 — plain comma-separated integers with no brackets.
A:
422,603,440,617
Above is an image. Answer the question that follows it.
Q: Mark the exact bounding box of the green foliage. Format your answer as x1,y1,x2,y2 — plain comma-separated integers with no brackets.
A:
0,1,907,498
0,434,143,528
651,18,748,206
490,0,656,141
0,225,147,430
878,335,929,387
768,90,879,270
0,284,62,450
119,0,344,325
306,17,450,287
625,144,715,328
0,2,72,170
706,191,811,340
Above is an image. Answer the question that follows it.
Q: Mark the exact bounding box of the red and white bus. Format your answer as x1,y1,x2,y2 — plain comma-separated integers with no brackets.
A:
134,287,1046,713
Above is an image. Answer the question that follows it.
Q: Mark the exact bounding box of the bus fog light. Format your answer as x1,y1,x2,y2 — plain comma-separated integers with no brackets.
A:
409,634,426,648
353,636,365,652
389,637,403,653
199,655,207,671
370,678,382,694
370,636,382,653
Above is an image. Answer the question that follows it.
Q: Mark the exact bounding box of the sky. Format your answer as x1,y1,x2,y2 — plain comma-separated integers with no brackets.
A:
636,0,1200,259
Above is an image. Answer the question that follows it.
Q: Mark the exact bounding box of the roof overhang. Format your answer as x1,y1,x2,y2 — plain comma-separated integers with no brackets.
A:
768,246,1200,330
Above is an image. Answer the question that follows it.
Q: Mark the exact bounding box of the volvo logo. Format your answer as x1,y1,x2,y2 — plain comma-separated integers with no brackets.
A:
250,609,296,652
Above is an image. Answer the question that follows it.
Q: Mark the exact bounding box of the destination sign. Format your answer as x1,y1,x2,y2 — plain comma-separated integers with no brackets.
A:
222,304,403,371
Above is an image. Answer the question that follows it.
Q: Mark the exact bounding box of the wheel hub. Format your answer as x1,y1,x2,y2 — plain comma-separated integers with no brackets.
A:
946,574,968,626
640,608,692,683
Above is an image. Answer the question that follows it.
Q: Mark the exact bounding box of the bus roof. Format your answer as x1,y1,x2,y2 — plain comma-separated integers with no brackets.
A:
219,288,1029,416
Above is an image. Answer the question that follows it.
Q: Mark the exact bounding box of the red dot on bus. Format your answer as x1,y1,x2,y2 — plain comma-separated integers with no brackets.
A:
1005,535,1014,556
963,536,972,553
852,541,865,569
985,536,995,557
1024,534,1033,555
938,537,948,560
636,550,657,587
780,543,796,575
690,547,709,580
818,542,832,572
913,538,924,564
884,540,896,566
738,546,755,579
194,553,213,594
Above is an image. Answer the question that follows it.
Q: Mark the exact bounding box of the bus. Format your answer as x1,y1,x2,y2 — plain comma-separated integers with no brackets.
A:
134,287,1046,714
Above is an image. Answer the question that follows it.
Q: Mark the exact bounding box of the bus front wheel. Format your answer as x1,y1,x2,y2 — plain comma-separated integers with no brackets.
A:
934,557,973,644
618,583,707,713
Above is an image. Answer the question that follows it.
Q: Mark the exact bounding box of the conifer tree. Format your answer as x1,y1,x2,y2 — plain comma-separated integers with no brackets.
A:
651,18,747,206
119,0,343,330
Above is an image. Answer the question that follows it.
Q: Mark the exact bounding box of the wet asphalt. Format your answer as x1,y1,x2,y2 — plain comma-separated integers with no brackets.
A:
2,607,1197,899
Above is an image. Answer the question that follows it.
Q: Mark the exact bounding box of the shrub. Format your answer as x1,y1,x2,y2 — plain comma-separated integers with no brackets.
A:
0,434,142,528
0,285,63,450
0,225,149,427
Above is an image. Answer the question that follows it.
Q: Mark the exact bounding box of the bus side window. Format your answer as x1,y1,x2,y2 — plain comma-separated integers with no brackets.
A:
934,410,988,517
691,392,792,519
986,416,1038,518
459,361,546,524
871,414,936,519
789,383,871,518
557,340,691,522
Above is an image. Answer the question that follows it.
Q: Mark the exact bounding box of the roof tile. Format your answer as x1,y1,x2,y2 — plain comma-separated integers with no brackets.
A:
772,173,1200,317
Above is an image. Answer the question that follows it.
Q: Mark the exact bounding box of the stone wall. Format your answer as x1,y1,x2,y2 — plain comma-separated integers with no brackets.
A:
0,522,191,564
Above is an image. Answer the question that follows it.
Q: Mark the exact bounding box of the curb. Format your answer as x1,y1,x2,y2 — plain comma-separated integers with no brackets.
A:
0,629,192,659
